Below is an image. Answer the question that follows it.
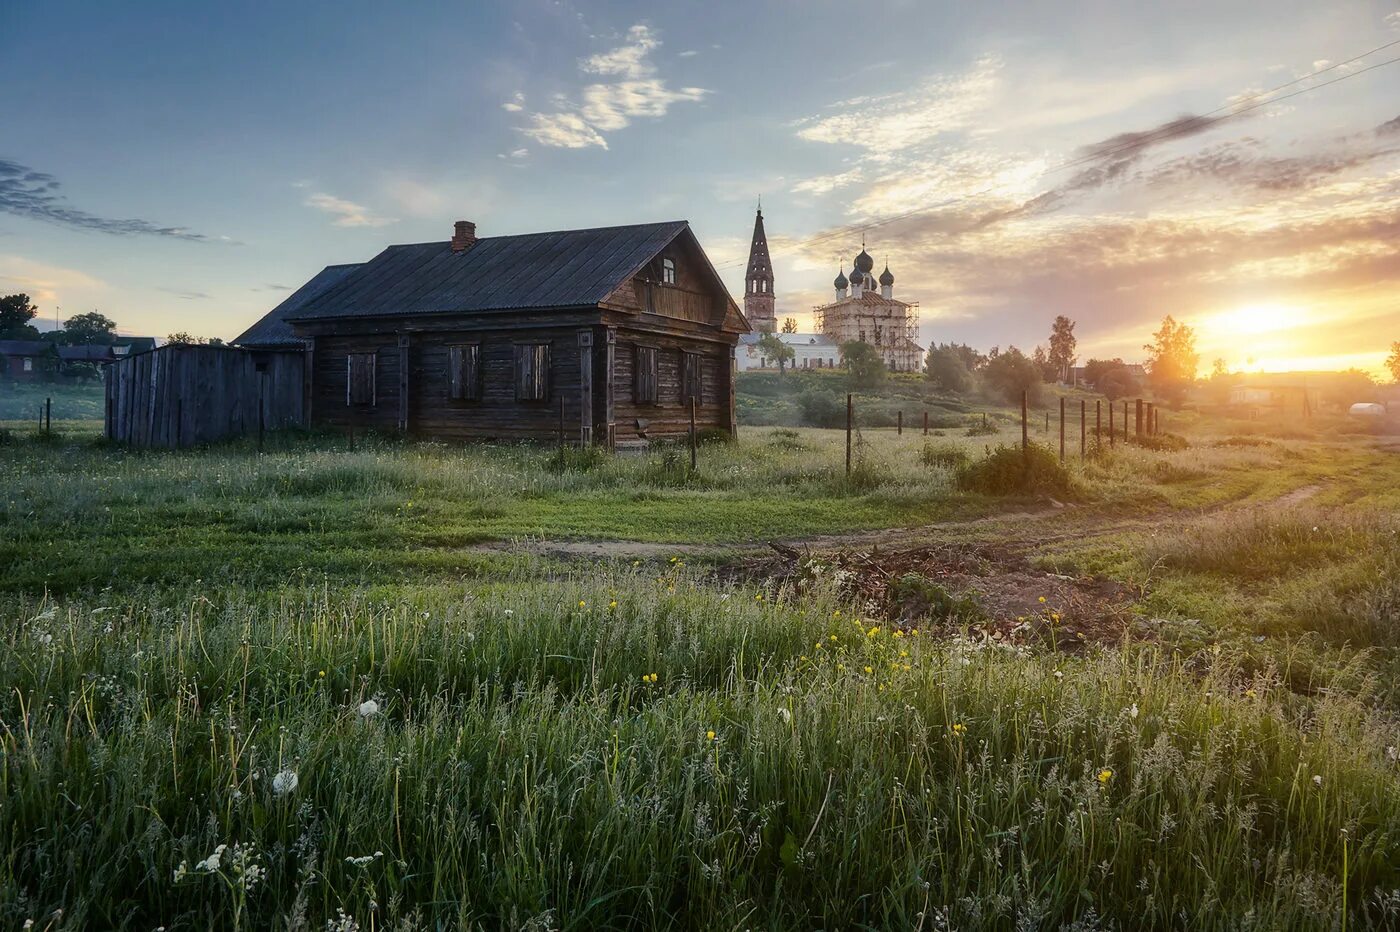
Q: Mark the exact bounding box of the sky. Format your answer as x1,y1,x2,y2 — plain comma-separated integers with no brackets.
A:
2,0,1399,375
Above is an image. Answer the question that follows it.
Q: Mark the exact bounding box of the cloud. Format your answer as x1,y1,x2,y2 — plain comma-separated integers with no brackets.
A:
1388,11,1400,30
0,158,207,240
1379,113,1400,136
304,192,397,228
502,92,525,112
0,254,108,303
518,24,708,150
156,287,211,300
678,50,698,58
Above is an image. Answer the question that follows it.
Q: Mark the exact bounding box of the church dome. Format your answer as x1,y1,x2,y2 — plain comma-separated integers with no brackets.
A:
854,248,875,274
834,268,848,289
848,268,864,287
878,263,894,287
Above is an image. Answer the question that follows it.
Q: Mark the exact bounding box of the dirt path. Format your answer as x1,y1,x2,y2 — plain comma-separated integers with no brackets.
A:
469,482,1327,564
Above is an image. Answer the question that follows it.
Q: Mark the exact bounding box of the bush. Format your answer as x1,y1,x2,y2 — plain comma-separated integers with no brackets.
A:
1131,432,1190,451
549,443,608,473
888,573,984,623
797,390,846,428
919,442,969,470
955,442,1077,497
966,420,999,437
696,426,734,445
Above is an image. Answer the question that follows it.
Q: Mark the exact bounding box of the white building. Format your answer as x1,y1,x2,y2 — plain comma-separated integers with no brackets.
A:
736,331,842,372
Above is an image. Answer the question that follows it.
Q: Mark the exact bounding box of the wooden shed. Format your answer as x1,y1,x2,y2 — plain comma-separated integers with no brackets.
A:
236,218,750,445
104,344,305,448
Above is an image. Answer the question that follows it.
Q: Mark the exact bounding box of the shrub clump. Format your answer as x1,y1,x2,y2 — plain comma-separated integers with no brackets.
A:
1131,432,1190,451
888,573,984,624
549,443,609,473
919,442,969,470
955,442,1077,497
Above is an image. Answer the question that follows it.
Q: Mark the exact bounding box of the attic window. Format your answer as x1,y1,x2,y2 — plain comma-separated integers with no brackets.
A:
661,257,676,285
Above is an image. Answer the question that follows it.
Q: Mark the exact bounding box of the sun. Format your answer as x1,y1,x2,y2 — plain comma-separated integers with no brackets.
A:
1208,303,1304,337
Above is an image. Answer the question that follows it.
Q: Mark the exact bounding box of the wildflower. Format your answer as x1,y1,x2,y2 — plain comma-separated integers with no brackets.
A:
1387,746,1398,763
706,730,716,741
272,769,299,796
1128,703,1139,720
1313,774,1323,787
632,560,641,567
866,626,879,638
1245,689,1257,699
829,634,837,642
357,699,380,718
318,670,326,678
609,600,617,610
778,707,792,724
755,594,764,602
195,844,227,872
578,600,587,609
1097,768,1114,785
832,610,841,618
1053,670,1064,680
951,723,965,736
864,666,874,675
1038,596,1047,604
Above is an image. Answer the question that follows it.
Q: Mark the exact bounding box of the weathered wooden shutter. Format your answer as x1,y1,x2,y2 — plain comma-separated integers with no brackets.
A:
681,352,702,405
448,344,480,401
347,353,376,406
514,344,549,401
635,345,658,404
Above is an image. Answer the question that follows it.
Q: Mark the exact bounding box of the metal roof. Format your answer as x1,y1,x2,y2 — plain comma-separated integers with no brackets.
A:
57,344,116,362
0,340,56,355
233,263,364,347
290,221,692,322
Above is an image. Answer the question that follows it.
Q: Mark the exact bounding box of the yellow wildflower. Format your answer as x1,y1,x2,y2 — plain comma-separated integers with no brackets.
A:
706,730,716,741
1098,768,1114,784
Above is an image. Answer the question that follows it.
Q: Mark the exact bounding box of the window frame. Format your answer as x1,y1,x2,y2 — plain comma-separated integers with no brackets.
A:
346,352,377,406
634,344,659,406
661,256,677,285
513,342,551,403
447,342,482,402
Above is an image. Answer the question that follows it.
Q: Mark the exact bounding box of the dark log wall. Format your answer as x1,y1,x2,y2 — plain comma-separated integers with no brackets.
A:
105,345,304,448
308,322,734,443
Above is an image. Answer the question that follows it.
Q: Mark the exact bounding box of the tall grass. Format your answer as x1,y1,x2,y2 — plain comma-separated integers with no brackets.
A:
4,570,1400,929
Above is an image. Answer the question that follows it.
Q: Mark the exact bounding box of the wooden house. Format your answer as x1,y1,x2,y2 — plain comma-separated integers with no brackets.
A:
0,340,59,381
235,219,750,445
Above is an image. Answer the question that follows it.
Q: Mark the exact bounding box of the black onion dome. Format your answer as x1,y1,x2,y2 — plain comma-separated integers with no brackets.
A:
878,263,894,286
854,248,875,273
848,268,864,286
834,268,848,289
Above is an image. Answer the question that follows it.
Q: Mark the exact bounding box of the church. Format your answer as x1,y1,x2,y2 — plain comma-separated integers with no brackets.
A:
735,207,924,373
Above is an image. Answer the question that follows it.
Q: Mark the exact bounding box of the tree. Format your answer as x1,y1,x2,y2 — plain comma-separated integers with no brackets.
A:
1387,342,1400,384
1047,315,1077,381
0,293,40,339
1083,357,1126,387
841,340,887,388
166,332,207,345
63,311,118,345
756,332,795,375
1143,315,1199,407
925,344,974,394
1098,368,1139,402
981,346,1041,405
1031,345,1056,382
780,317,799,334
1205,358,1234,405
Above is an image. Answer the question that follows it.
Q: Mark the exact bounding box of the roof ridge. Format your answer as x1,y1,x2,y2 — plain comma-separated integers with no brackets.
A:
377,219,688,251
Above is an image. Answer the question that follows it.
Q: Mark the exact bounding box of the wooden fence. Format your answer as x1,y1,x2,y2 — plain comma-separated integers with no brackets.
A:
105,344,305,448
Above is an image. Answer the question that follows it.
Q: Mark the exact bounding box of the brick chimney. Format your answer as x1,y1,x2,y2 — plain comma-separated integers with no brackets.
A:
450,220,477,253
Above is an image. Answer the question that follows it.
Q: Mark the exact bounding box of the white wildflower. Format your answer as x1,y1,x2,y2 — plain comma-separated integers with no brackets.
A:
1129,703,1139,720
1313,774,1323,787
273,769,299,796
777,707,792,725
1386,745,1398,762
358,699,380,718
195,844,227,872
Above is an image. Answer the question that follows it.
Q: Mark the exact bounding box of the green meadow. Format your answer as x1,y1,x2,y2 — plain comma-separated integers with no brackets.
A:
3,392,1400,929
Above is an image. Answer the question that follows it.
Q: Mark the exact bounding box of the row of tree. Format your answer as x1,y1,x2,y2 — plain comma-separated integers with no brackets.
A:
2,293,219,348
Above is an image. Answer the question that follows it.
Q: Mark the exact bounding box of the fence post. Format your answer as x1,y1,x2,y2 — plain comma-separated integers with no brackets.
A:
1058,398,1065,461
897,410,902,436
1135,399,1144,439
922,411,928,435
1044,411,1049,434
1109,401,1115,448
557,396,565,460
1020,390,1028,451
845,393,853,476
1096,399,1101,448
1080,399,1086,458
1122,401,1128,443
45,397,51,434
689,398,697,472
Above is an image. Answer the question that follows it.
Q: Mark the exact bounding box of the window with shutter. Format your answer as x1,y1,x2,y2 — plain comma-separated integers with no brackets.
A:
681,351,703,406
635,345,658,405
346,352,376,406
514,343,550,401
447,343,481,401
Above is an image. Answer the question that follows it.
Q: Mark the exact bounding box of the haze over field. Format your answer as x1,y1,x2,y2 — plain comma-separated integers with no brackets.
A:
2,1,1399,374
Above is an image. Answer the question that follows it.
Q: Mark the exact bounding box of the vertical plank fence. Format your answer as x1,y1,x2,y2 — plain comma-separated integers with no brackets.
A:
105,345,305,448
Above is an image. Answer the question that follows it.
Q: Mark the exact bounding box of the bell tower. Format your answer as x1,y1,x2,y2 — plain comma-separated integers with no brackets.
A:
744,204,777,333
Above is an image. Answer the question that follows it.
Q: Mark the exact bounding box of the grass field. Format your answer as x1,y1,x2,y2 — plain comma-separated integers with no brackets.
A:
3,396,1400,929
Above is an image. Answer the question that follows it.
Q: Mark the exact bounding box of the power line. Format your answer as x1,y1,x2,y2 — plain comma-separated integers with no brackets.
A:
717,37,1400,272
